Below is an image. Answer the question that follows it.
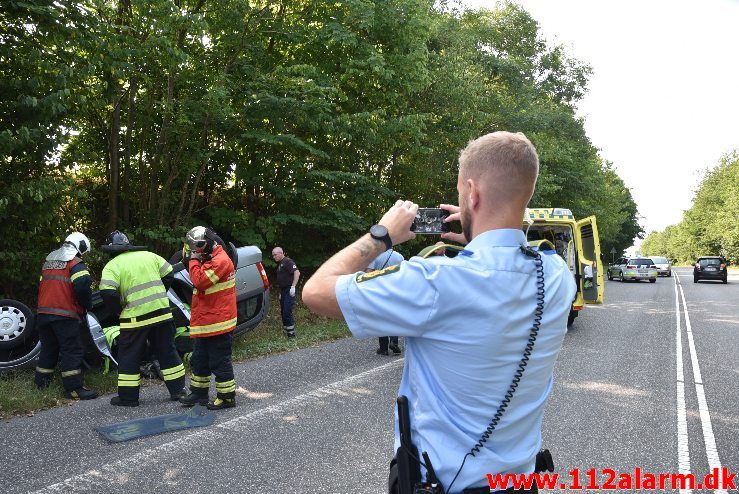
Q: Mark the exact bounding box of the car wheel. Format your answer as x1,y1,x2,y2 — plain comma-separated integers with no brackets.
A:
619,271,625,282
0,299,36,350
668,271,672,277
649,279,656,283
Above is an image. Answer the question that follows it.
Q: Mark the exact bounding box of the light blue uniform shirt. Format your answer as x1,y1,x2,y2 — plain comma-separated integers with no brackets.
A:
336,229,576,492
368,249,404,270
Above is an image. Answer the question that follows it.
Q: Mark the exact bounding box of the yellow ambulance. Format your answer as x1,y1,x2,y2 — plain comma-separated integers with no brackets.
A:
524,208,604,327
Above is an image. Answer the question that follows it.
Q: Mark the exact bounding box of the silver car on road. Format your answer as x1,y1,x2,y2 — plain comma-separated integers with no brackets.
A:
607,257,658,283
649,256,672,277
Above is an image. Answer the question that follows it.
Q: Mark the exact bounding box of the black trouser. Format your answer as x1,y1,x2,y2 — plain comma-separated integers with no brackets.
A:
189,332,236,400
388,457,538,494
378,336,399,352
116,319,185,401
279,287,295,329
34,317,84,391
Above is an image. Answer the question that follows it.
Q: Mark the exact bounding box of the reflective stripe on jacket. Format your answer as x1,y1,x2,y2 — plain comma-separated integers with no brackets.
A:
37,257,85,319
188,245,237,338
99,251,174,329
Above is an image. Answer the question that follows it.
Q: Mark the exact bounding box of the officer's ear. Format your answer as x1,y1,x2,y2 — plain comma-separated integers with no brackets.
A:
466,178,480,210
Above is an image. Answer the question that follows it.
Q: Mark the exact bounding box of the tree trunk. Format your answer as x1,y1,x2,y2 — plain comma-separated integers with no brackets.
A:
122,77,137,227
107,86,122,232
149,75,175,221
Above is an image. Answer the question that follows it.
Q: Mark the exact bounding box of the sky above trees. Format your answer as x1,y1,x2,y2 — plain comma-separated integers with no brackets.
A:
466,0,739,247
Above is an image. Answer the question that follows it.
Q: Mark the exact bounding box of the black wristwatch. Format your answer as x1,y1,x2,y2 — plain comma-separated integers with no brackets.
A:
369,224,392,250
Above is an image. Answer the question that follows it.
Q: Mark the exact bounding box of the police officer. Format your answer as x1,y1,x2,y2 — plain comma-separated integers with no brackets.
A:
179,227,237,410
366,248,404,355
99,231,186,406
303,132,576,493
34,232,98,400
271,246,300,338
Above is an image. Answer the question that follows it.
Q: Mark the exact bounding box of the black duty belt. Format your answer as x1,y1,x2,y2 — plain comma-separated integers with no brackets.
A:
119,307,172,324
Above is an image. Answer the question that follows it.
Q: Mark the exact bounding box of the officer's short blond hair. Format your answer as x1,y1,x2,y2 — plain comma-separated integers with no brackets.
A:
458,132,539,205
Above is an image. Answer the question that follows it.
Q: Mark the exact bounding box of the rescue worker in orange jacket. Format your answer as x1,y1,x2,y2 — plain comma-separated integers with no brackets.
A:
34,232,98,400
179,227,238,410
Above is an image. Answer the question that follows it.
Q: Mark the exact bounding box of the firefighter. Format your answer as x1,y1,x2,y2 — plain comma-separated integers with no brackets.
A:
99,231,186,407
34,232,98,400
179,226,237,410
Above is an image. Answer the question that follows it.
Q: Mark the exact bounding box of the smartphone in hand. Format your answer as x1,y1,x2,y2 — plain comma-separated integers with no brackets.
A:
411,208,451,234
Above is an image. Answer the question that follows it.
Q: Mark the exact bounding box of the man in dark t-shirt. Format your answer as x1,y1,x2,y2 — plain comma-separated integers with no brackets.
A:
271,246,300,337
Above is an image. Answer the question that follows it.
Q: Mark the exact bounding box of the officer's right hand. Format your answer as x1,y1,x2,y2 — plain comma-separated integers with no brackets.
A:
440,203,469,245
379,200,418,246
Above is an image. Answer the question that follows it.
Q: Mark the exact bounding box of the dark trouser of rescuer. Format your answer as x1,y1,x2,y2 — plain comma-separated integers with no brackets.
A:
115,318,186,405
279,286,296,337
34,317,96,399
180,332,236,408
377,336,401,355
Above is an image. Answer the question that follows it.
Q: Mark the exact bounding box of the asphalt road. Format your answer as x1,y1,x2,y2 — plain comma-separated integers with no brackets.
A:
1,267,737,493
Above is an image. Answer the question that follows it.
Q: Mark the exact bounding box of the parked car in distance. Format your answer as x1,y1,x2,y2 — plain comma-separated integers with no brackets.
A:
649,256,672,277
608,257,658,283
693,256,728,284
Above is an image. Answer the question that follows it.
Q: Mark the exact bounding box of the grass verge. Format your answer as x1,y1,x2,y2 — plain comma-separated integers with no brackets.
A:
0,299,349,419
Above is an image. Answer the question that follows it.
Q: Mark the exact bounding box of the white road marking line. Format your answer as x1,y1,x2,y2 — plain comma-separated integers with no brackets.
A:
674,277,691,494
676,276,727,494
30,359,404,494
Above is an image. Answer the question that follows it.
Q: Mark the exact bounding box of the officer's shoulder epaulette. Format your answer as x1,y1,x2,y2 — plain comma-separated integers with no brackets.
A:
356,264,400,283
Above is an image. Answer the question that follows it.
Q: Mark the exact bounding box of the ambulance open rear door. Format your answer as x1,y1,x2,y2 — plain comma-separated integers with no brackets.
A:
575,216,604,304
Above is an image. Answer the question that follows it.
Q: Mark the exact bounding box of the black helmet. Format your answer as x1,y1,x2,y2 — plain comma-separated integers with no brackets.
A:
101,230,146,253
105,230,130,247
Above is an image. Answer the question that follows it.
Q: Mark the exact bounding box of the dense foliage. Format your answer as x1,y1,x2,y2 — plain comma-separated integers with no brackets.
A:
641,152,739,264
1,0,641,303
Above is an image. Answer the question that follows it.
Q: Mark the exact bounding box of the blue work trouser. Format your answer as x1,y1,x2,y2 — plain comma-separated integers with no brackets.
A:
279,287,295,328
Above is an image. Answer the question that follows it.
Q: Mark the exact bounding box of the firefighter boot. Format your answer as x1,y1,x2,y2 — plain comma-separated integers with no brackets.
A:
206,397,236,410
110,395,140,407
65,387,98,400
170,389,187,401
180,392,209,407
34,370,54,389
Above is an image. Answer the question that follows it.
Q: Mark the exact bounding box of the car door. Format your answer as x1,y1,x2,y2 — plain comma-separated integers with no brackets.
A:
575,216,604,304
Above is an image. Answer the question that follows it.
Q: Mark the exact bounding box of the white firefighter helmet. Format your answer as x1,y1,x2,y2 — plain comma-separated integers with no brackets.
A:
65,232,91,256
185,226,215,254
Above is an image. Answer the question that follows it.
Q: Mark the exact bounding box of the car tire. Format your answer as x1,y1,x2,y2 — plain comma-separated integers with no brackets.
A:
619,271,625,282
649,279,656,283
668,271,672,277
0,299,36,350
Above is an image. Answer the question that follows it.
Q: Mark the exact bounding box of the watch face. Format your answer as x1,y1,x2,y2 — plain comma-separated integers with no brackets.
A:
370,224,388,238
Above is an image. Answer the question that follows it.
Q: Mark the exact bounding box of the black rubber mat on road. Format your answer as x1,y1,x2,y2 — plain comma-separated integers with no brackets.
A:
96,405,214,442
